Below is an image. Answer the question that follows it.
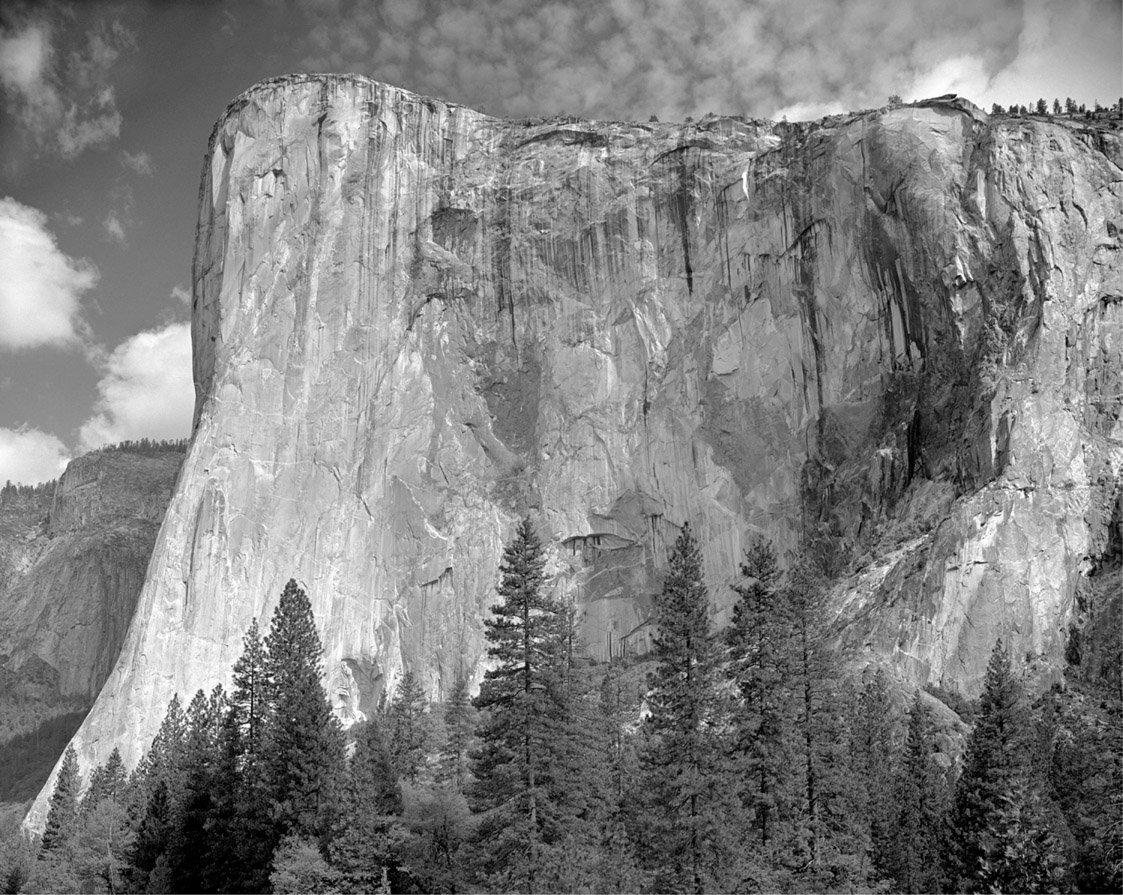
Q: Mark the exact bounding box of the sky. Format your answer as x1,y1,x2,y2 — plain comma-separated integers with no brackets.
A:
0,0,1119,485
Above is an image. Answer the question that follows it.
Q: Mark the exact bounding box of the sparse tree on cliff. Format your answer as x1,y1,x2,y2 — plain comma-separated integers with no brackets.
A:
261,579,346,847
640,522,739,894
40,745,80,854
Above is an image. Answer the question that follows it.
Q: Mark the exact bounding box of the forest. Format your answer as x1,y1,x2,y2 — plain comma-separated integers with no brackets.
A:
0,519,1119,894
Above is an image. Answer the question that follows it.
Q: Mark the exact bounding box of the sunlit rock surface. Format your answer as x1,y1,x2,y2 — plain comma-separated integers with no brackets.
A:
28,75,1121,827
0,451,183,699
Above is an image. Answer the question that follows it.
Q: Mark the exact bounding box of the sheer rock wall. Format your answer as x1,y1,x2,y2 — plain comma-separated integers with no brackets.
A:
0,451,183,699
28,75,1121,827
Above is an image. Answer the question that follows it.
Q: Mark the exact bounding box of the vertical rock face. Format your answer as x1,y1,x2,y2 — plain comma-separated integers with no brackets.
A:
28,75,1121,826
0,451,183,698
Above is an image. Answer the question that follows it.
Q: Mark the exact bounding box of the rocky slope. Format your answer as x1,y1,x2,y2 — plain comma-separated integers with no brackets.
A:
27,75,1121,827
0,450,184,699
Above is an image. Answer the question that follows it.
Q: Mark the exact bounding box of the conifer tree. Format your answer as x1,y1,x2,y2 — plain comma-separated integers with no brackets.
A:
78,746,127,822
470,516,575,891
888,692,946,893
127,779,172,893
230,616,268,764
167,686,227,892
440,670,476,793
784,562,858,878
854,668,896,879
40,745,80,855
726,539,793,853
640,522,738,894
947,639,1067,892
261,579,346,848
389,670,431,784
330,717,404,891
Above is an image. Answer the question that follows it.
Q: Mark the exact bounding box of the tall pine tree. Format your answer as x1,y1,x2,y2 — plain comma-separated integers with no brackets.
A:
470,516,575,892
640,522,739,894
888,692,947,893
439,670,476,793
261,579,346,849
40,745,80,855
330,717,403,892
726,539,793,856
230,616,268,765
388,670,431,784
947,638,1067,892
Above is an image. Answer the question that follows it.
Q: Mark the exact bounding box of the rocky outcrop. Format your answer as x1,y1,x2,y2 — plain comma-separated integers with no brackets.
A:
0,450,183,699
27,76,1121,828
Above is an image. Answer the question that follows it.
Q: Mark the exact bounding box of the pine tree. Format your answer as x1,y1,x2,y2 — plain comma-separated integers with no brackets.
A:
469,516,575,891
261,579,346,847
888,692,946,893
440,670,476,792
215,621,277,893
854,668,896,880
230,616,268,764
389,670,431,784
78,746,128,822
783,562,862,881
40,746,80,855
329,717,403,892
947,639,1067,892
127,779,172,893
166,686,227,892
726,539,793,855
640,522,738,894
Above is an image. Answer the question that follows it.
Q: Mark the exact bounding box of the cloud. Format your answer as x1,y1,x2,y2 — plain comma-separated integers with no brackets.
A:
78,322,194,453
290,0,1030,120
0,5,134,158
170,285,191,306
120,149,153,176
0,426,70,486
102,210,126,245
0,197,96,350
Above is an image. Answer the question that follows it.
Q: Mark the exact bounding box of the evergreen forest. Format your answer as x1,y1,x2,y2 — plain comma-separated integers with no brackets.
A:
1,520,1119,894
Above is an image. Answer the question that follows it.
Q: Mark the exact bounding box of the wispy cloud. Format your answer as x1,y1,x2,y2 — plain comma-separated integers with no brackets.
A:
0,3,134,158
170,284,191,306
121,149,154,176
78,322,194,453
0,426,70,485
102,210,126,245
0,196,96,350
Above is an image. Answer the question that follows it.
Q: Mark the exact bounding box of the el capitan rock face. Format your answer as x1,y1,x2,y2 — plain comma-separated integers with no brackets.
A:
28,75,1121,827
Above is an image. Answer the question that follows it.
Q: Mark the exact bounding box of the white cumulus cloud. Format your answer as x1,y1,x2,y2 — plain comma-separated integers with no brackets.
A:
0,196,97,350
0,426,70,486
78,322,194,453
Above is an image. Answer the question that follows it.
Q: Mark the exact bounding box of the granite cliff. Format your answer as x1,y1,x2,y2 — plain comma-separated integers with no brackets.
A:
1,449,184,700
28,75,1122,828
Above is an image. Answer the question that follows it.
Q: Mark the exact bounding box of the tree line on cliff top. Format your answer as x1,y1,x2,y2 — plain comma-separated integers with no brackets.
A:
2,519,1120,894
